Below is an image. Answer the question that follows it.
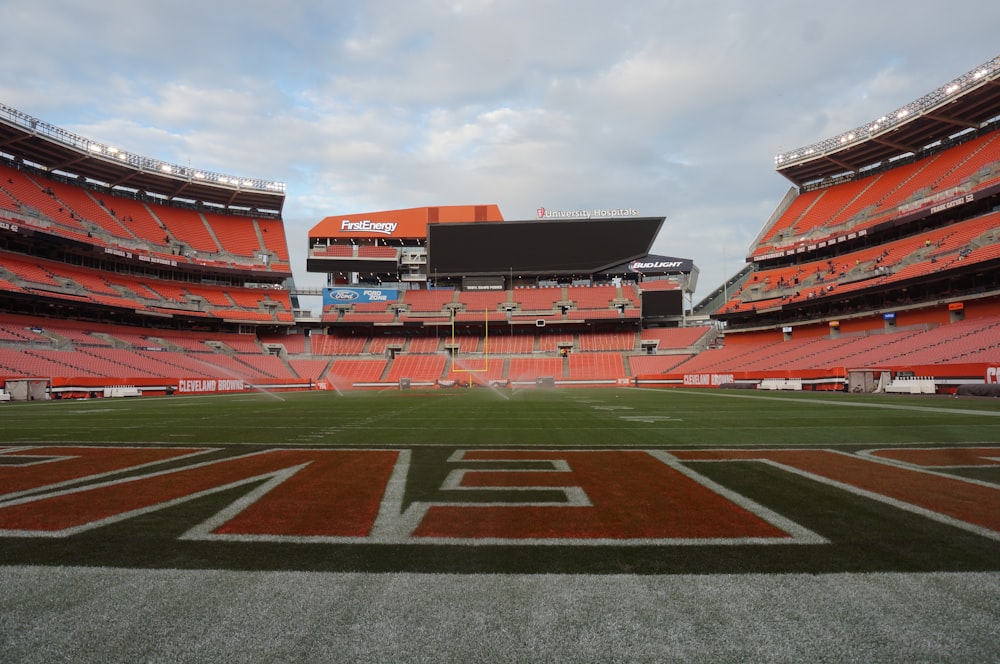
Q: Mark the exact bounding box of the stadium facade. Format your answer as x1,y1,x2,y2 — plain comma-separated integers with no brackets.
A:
1,53,999,398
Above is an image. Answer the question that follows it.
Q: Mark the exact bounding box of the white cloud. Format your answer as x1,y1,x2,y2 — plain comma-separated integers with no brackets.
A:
0,0,998,308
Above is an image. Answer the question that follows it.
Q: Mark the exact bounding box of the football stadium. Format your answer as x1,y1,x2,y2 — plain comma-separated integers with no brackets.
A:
1,55,1000,662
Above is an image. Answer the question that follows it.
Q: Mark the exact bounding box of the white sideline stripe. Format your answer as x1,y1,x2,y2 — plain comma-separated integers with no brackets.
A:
666,388,1000,417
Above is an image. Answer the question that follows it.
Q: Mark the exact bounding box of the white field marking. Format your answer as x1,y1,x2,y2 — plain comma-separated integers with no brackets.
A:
857,446,1000,470
619,415,680,423
201,449,830,546
367,449,416,543
286,427,342,442
439,460,592,507
846,448,1000,491
653,388,1000,417
592,405,633,411
0,459,311,539
648,450,827,545
0,446,216,502
180,464,313,541
689,448,1000,542
0,446,74,466
362,449,828,547
0,448,383,538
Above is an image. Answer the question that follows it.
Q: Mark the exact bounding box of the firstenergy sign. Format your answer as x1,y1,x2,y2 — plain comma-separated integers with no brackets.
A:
340,220,398,235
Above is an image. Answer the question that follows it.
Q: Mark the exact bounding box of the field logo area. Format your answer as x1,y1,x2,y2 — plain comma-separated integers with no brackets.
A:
0,445,997,573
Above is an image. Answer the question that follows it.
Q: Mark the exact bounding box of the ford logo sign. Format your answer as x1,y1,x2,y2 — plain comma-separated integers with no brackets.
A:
331,290,359,300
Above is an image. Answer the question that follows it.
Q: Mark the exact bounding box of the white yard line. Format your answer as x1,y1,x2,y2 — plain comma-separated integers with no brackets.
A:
657,388,1000,417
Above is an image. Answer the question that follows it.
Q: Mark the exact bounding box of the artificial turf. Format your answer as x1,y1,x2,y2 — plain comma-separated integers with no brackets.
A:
1,387,998,575
2,386,999,446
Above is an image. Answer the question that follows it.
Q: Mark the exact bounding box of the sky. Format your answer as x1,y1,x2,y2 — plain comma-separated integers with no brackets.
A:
1,1,998,312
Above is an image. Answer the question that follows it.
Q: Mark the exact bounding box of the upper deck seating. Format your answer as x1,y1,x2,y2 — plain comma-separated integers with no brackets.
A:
512,286,563,312
577,331,636,351
567,284,618,310
628,354,693,375
156,207,220,254
202,212,263,259
457,289,509,313
401,289,456,312
257,218,291,263
640,326,713,349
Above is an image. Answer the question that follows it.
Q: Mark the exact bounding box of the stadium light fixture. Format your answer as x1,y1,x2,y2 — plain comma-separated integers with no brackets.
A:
774,53,1000,169
0,101,286,196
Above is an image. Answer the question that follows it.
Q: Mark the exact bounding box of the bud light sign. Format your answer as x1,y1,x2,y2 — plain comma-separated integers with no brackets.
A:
323,287,399,306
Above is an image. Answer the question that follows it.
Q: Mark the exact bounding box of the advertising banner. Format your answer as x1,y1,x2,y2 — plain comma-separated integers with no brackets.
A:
323,287,399,306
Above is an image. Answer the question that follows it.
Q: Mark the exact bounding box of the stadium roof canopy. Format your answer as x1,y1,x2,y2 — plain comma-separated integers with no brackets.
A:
0,103,285,214
775,54,1000,187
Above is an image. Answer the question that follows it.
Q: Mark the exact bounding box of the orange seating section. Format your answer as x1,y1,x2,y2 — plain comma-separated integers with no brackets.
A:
1,247,293,322
0,162,291,271
723,211,1000,313
752,128,1000,260
2,307,998,384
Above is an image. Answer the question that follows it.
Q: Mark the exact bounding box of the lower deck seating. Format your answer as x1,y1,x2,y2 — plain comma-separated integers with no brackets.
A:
2,307,998,387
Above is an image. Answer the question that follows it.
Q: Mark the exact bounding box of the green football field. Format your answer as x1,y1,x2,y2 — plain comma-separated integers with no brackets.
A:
3,386,1000,446
2,387,999,663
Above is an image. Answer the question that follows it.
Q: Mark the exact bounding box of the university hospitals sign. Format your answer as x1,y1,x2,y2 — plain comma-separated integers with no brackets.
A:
536,207,639,219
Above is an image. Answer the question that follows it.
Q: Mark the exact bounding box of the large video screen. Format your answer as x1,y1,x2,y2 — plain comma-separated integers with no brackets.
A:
428,217,663,276
642,289,684,316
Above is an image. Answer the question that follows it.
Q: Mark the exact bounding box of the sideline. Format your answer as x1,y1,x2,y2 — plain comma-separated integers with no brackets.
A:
645,388,1000,417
